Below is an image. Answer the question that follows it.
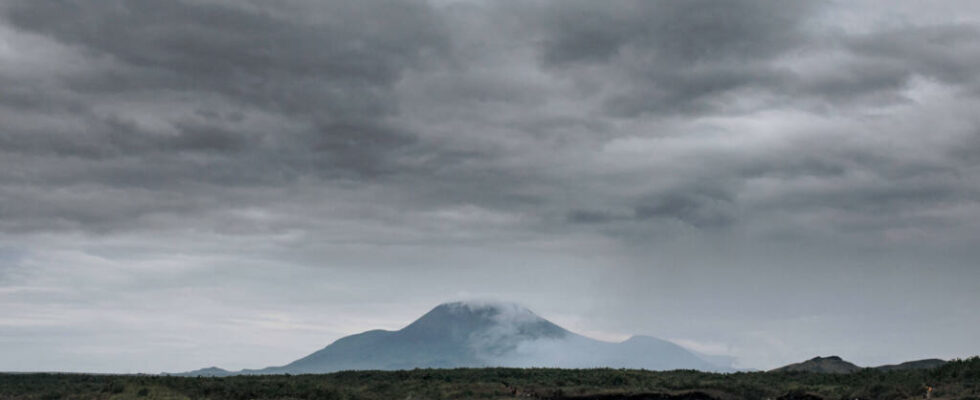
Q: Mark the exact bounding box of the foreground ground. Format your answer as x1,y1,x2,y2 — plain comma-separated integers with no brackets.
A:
1,357,977,400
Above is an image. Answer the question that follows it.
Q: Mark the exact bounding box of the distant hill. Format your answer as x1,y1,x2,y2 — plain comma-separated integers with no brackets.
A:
769,356,949,374
875,358,947,371
177,301,732,376
770,356,862,373
180,366,233,377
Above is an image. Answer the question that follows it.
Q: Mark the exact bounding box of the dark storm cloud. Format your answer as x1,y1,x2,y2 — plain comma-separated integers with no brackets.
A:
3,0,446,176
0,0,454,232
2,0,980,374
525,0,816,117
1,0,979,243
6,1,445,95
526,0,980,118
566,188,737,228
951,129,980,166
0,114,246,160
773,24,980,109
536,0,810,66
566,210,623,225
846,24,980,88
634,189,736,229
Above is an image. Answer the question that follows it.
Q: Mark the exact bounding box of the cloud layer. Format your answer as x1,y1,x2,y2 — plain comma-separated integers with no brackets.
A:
1,0,979,372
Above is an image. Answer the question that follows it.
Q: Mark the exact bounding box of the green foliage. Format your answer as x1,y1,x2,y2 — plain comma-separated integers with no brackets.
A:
0,357,977,400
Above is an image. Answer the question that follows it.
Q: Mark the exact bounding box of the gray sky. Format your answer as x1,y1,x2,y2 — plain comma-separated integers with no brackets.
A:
1,0,979,373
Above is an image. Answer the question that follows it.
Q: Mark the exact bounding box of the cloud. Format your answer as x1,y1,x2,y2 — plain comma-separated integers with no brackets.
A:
4,0,977,242
634,189,736,228
0,0,979,372
2,0,448,180
527,0,815,117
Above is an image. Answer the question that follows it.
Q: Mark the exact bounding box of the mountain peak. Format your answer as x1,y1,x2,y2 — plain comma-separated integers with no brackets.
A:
401,301,566,342
437,299,529,310
435,300,540,321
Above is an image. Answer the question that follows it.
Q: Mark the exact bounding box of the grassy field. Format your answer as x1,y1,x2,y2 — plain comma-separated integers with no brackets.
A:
1,357,977,400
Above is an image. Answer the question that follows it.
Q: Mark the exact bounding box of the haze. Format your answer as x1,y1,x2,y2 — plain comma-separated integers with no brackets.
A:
1,0,978,374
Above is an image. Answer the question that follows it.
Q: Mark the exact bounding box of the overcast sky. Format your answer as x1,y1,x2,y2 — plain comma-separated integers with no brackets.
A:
2,0,979,373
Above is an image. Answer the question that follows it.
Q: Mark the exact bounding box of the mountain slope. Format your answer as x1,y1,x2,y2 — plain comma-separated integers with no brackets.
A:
770,356,862,373
875,358,946,371
178,301,731,375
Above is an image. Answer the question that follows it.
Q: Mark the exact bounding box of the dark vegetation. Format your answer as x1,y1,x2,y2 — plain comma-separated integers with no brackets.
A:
1,357,977,400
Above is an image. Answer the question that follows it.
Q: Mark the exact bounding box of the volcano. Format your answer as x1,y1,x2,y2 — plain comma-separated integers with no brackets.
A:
179,301,732,375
